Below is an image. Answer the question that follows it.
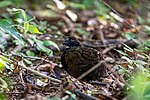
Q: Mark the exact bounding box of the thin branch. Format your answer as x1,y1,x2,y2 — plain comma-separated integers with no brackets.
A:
18,60,62,83
77,60,126,84
77,60,105,80
102,45,116,54
75,89,100,100
11,52,59,66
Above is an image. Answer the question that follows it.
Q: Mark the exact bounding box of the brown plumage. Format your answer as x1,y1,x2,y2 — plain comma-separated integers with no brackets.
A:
61,36,106,81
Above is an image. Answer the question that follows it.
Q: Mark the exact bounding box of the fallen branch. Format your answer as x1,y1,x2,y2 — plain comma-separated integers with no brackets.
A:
75,89,100,100
77,60,105,80
18,60,62,83
77,60,126,84
11,52,60,66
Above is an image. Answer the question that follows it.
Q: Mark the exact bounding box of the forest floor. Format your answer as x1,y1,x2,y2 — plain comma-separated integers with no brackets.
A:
0,0,150,100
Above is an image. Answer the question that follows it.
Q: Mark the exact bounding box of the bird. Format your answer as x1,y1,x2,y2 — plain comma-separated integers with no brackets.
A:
61,36,106,81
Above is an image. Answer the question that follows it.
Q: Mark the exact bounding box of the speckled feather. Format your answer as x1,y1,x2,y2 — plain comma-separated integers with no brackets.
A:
61,36,106,81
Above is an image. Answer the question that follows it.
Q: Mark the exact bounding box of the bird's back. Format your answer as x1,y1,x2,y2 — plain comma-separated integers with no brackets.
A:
61,46,105,80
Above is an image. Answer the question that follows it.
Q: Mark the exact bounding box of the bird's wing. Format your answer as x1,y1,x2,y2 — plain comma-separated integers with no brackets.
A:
62,47,102,69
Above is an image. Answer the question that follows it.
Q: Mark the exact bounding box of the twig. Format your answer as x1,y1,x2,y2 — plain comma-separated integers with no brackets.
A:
61,15,75,36
75,89,100,100
77,59,126,84
34,55,49,70
90,81,108,86
18,60,62,83
19,71,25,84
92,91,118,100
11,52,59,66
82,39,138,48
102,45,116,54
98,28,106,45
0,51,62,83
77,60,105,80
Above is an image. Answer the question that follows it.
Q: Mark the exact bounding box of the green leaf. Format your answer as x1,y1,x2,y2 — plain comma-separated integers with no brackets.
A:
35,40,47,52
23,59,32,65
0,19,24,45
0,1,12,8
144,40,150,49
43,40,60,51
0,93,8,100
11,8,27,21
28,25,42,34
133,60,147,65
0,55,9,71
13,40,24,45
121,56,132,63
0,55,8,62
128,72,150,100
135,64,146,72
34,39,53,56
24,22,29,34
118,68,126,75
50,26,58,31
131,60,147,72
69,2,85,9
124,32,136,40
65,90,76,99
27,38,34,46
94,0,109,16
123,44,134,52
26,50,35,56
0,37,7,51
144,25,150,35
114,49,128,56
82,0,95,9
21,10,26,21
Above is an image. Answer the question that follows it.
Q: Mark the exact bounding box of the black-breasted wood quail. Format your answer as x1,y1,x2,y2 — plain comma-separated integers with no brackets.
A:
61,36,106,81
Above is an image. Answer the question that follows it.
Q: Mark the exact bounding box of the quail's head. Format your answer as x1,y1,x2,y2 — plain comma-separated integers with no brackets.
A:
63,36,82,48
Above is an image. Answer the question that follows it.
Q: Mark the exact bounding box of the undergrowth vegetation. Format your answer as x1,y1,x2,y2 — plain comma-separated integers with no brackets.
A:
0,0,150,100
